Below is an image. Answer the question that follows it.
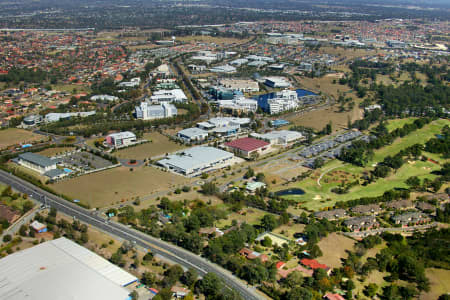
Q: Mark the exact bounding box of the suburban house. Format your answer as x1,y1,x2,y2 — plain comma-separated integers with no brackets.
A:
106,131,137,148
344,216,379,232
239,248,269,263
385,200,414,210
300,258,331,275
224,137,271,159
350,204,382,215
314,209,347,220
324,293,345,300
392,212,430,227
198,227,224,238
415,201,435,212
30,220,47,233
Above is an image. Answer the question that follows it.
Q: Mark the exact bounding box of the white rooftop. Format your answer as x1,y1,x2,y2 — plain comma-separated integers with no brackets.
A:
0,237,136,300
107,131,136,139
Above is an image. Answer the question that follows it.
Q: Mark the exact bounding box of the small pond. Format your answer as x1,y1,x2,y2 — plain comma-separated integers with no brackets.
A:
275,188,306,196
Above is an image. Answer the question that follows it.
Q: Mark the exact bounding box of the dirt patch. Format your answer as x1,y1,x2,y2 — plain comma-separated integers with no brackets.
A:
317,232,356,269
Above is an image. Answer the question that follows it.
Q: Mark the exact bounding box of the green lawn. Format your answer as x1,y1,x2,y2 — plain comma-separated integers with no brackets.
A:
385,117,418,133
279,119,449,210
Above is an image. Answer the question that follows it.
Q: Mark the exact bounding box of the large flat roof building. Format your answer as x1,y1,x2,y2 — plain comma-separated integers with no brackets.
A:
224,137,271,159
251,130,304,146
17,152,57,174
0,237,137,300
158,146,234,176
177,128,209,143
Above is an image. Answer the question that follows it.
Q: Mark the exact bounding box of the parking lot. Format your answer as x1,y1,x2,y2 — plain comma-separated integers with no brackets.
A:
60,151,114,172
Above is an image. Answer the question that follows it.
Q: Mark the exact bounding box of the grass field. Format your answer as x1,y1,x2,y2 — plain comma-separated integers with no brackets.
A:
113,132,185,160
51,165,190,208
271,223,306,240
176,36,251,45
317,233,356,269
421,268,450,300
53,84,91,94
0,129,45,149
279,119,449,210
385,117,418,133
215,207,268,228
37,147,76,157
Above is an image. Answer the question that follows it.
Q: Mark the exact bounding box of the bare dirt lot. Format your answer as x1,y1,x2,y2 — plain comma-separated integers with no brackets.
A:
51,165,190,208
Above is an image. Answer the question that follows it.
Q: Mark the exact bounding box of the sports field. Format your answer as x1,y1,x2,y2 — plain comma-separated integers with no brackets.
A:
113,132,185,160
0,129,45,149
51,165,190,208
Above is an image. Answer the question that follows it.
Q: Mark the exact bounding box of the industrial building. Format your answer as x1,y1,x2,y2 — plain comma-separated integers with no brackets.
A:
209,65,237,74
118,77,141,88
177,127,209,143
17,152,58,174
219,79,259,93
90,95,119,102
135,102,177,120
0,237,137,300
45,111,96,123
251,130,304,146
197,117,250,137
158,146,234,176
106,131,137,148
22,114,43,127
264,77,291,88
149,89,187,103
224,137,271,159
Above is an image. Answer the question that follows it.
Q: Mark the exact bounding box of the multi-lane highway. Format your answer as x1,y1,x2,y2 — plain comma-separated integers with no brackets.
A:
0,169,264,300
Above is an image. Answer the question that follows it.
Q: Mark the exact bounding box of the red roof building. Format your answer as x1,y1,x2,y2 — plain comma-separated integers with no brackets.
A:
276,261,286,269
324,293,345,300
224,137,270,159
300,258,331,274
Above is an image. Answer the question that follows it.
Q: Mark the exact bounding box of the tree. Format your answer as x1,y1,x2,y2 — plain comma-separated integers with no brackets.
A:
313,157,325,169
196,272,221,297
283,271,304,289
141,272,156,286
2,234,12,243
364,283,378,297
261,214,278,231
244,168,255,179
19,224,28,236
261,236,272,247
163,264,184,287
201,182,218,195
309,244,323,258
182,268,198,287
287,287,312,300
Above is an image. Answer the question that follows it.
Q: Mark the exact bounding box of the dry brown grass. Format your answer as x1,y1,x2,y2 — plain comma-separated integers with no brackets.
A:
51,165,190,208
420,268,450,300
286,104,363,131
0,129,45,149
317,233,356,269
113,132,185,160
177,36,251,45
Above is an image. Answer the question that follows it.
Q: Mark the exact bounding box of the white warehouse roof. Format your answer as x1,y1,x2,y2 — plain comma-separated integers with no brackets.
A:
0,237,137,300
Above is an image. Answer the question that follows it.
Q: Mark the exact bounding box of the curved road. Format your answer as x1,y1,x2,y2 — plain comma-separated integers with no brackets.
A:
0,169,264,300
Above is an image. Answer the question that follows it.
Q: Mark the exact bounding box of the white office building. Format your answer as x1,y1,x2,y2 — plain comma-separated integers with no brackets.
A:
158,146,234,176
177,128,209,143
135,102,177,120
106,131,137,148
251,130,304,146
90,95,119,102
264,77,291,88
217,98,258,113
150,89,188,103
118,77,141,88
45,111,96,123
